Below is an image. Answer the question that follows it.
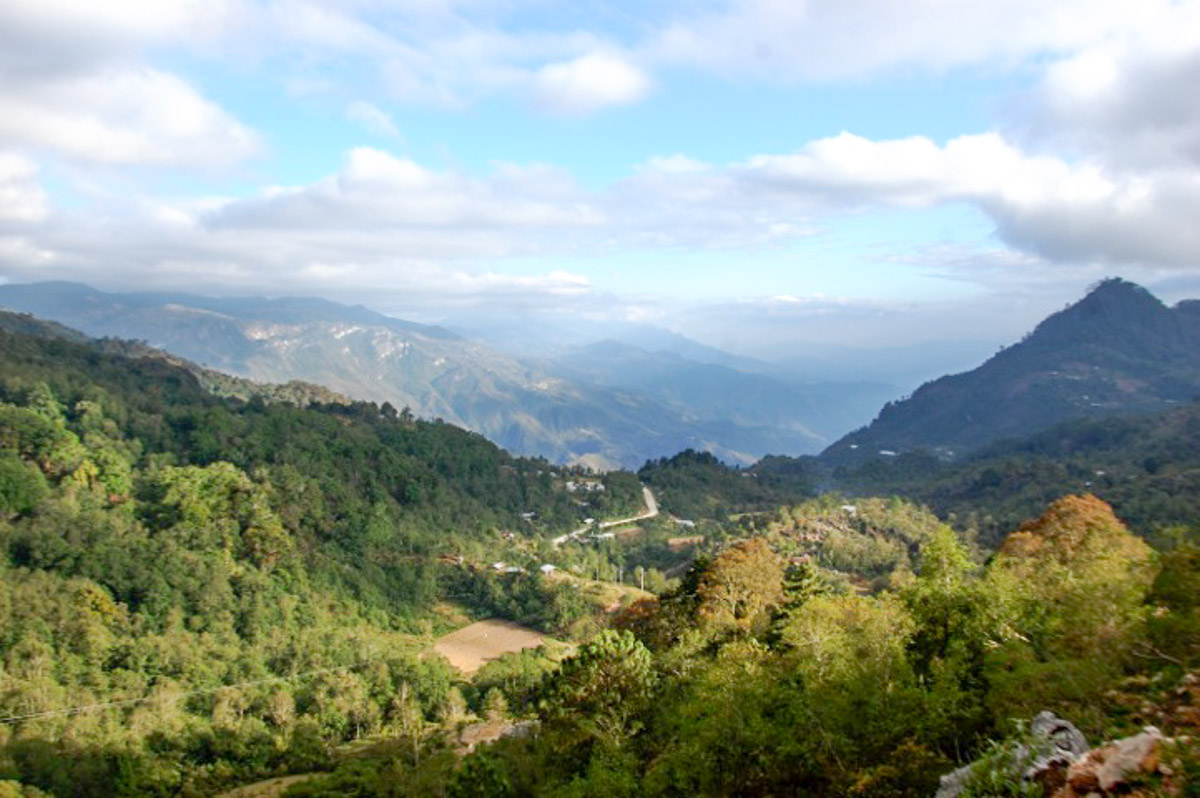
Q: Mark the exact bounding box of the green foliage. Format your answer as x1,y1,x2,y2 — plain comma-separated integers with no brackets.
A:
0,327,644,795
847,741,952,798
1146,543,1200,665
956,736,1047,798
828,400,1200,547
2,322,1199,797
448,751,514,798
539,630,656,750
0,452,48,516
696,537,785,634
638,449,809,520
991,494,1155,662
470,647,560,716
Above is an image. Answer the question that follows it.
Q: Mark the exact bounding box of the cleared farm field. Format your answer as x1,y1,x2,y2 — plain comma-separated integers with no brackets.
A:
434,619,546,675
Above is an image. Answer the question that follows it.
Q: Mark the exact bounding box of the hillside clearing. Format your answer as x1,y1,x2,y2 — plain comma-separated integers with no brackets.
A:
215,774,316,797
434,619,547,675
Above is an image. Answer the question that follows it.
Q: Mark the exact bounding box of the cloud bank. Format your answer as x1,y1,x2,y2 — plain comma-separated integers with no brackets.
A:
1,0,1200,345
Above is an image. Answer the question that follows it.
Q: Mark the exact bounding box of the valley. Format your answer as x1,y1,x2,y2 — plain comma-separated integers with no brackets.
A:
1,281,1199,797
7,3,1200,793
0,281,896,469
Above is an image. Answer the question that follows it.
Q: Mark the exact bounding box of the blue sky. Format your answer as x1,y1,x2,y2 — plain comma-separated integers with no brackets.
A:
2,0,1200,355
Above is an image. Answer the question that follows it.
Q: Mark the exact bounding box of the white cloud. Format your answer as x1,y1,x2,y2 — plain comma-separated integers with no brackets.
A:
0,0,230,71
0,0,257,169
207,147,604,233
739,131,1200,266
652,0,1170,80
0,67,258,167
347,101,401,138
0,146,603,314
1032,2,1200,168
534,52,652,114
0,154,49,223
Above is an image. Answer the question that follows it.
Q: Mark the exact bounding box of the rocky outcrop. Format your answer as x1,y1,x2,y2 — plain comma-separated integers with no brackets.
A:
1054,727,1164,796
936,712,1187,798
936,711,1090,798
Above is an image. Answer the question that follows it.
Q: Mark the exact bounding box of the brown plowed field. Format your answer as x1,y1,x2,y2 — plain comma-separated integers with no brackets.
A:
433,619,545,675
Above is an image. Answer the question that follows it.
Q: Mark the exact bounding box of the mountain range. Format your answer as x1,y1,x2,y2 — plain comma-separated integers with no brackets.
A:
0,281,894,468
6,278,1196,473
823,278,1200,461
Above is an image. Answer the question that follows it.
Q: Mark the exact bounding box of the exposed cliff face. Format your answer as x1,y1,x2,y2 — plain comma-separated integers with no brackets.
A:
825,279,1200,463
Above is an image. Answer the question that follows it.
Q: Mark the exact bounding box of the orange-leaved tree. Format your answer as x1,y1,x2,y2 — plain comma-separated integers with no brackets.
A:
696,537,785,634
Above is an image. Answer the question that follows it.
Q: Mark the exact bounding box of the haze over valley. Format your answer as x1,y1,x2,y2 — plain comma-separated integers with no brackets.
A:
3,2,1200,796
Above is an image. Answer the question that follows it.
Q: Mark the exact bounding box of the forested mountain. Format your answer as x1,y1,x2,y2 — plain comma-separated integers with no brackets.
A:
826,398,1200,548
825,279,1200,462
1,312,1198,796
0,317,653,793
0,282,886,468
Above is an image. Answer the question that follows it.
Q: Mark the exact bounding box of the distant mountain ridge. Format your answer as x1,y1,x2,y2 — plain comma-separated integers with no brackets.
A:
0,281,884,468
824,279,1200,461
550,339,894,446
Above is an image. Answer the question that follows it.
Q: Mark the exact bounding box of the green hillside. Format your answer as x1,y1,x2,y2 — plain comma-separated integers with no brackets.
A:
2,316,1198,797
0,320,644,795
827,400,1200,548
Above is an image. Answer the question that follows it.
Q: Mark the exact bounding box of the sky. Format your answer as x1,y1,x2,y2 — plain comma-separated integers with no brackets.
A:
2,0,1200,357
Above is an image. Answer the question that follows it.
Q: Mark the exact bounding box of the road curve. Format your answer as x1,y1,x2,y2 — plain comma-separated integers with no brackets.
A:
599,486,658,529
553,486,659,547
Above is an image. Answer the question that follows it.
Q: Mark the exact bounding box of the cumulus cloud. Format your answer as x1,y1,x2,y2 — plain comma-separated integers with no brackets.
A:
7,122,1199,316
0,0,228,72
0,147,605,314
206,147,604,234
2,0,1199,323
0,68,258,167
1032,2,1200,168
0,198,597,314
734,131,1200,267
0,0,257,168
534,52,652,114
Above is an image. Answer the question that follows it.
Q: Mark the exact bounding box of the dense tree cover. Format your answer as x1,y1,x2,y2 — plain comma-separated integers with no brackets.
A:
638,449,811,520
641,402,1200,553
0,327,644,794
4,321,1200,796
828,401,1200,547
436,494,1197,797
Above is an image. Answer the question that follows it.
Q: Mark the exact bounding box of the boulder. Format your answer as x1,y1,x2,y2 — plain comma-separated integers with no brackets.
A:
935,711,1089,798
1058,727,1164,796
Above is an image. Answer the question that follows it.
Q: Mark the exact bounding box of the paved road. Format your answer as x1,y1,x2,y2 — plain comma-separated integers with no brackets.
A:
553,486,659,547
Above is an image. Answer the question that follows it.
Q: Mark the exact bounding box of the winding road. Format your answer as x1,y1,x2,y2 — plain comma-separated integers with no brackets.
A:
553,486,659,547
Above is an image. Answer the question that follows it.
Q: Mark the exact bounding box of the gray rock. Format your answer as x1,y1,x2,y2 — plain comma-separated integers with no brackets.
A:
935,712,1090,798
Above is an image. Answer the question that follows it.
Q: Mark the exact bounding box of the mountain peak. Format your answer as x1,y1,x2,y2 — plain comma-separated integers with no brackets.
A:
822,278,1200,460
1076,277,1163,313
1023,277,1174,353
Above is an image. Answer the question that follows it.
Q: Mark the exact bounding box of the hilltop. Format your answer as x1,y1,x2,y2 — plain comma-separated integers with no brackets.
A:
824,279,1200,462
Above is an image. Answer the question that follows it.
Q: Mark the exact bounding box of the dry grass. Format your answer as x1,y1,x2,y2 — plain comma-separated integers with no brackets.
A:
667,535,704,550
214,774,316,798
546,570,652,608
433,619,546,676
